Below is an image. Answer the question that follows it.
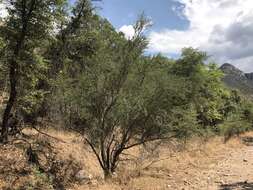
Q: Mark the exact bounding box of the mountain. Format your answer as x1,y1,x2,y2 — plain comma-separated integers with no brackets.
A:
220,63,253,94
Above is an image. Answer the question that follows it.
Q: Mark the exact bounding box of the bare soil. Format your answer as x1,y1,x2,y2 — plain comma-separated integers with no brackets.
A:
1,129,253,190
164,136,253,190
75,133,253,190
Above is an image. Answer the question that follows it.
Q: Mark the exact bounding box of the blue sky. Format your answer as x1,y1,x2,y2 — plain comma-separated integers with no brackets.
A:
92,0,189,31
91,0,189,59
69,0,253,72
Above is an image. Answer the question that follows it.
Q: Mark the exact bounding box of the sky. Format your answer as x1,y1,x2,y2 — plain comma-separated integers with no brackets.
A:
90,0,253,72
1,0,253,72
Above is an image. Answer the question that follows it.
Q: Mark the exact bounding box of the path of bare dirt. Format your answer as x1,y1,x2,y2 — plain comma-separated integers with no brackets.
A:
166,136,253,190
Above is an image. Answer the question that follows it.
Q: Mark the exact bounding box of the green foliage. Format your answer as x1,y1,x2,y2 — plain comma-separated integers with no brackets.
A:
217,95,253,141
241,99,253,123
0,0,67,125
220,118,251,142
18,54,50,118
171,48,240,129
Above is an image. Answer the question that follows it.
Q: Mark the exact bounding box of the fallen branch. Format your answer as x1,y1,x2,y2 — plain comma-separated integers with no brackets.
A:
31,126,66,143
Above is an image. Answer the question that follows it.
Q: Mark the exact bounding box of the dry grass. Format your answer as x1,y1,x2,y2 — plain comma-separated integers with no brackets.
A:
0,127,249,190
44,128,246,190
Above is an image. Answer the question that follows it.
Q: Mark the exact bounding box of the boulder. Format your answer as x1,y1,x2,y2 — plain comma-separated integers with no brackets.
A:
75,170,92,183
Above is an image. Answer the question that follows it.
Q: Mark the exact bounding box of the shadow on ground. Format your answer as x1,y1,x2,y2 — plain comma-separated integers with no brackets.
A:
220,181,253,190
241,136,253,146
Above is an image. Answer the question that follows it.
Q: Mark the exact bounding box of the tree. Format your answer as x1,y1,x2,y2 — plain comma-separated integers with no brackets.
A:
59,15,196,178
46,0,102,124
0,0,65,142
46,0,94,75
171,48,240,130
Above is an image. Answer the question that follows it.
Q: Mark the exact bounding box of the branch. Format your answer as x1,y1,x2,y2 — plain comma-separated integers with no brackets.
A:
31,126,66,143
106,134,115,168
85,138,105,170
100,136,107,167
123,134,178,150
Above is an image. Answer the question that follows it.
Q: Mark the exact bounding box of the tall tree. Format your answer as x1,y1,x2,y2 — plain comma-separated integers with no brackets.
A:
46,0,93,75
0,0,65,142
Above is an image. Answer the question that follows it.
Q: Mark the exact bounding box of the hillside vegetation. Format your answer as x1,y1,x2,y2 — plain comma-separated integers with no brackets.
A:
0,0,253,189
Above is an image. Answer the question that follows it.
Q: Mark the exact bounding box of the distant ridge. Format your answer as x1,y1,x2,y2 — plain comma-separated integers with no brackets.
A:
220,63,253,94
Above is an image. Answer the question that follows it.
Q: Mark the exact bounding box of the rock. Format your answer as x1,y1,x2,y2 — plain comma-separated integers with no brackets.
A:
75,170,92,183
220,63,253,94
243,159,248,162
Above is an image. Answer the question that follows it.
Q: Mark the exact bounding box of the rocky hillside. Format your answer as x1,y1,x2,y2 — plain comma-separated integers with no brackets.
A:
220,63,253,94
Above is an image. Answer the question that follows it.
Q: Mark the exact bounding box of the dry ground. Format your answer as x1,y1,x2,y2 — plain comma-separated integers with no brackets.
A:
1,128,253,190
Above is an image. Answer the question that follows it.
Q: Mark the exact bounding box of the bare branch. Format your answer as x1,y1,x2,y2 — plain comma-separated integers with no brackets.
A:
85,138,105,170
123,135,178,150
31,126,66,143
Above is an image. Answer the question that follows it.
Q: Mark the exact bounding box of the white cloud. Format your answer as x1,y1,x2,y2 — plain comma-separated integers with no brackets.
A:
232,56,253,72
148,0,253,72
119,25,135,40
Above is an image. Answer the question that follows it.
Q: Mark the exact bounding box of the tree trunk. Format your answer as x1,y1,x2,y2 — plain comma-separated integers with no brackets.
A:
0,62,18,143
0,0,37,143
103,168,113,180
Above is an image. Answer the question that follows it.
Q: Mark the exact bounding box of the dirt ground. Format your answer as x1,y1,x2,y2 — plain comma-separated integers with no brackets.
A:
73,133,253,190
1,129,253,190
162,136,253,190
